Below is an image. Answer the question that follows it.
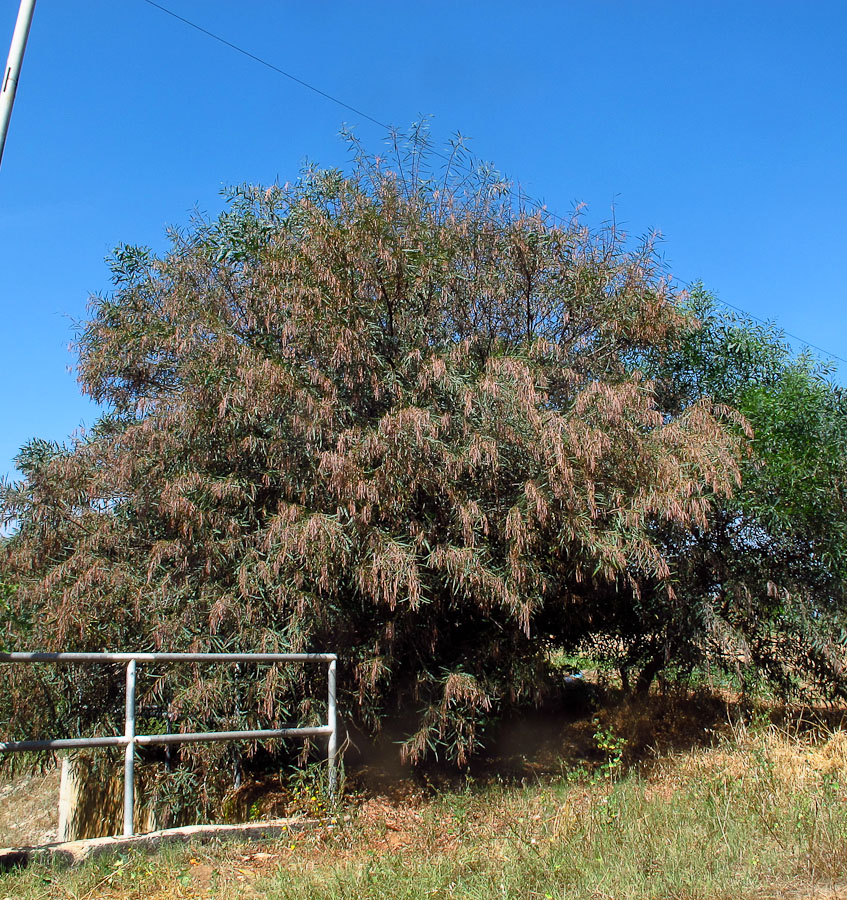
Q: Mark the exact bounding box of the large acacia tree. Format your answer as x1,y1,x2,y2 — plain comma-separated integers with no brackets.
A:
1,138,741,770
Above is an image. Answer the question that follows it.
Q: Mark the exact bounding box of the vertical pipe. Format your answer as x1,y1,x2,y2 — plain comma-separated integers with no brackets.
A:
0,0,37,169
327,658,337,801
123,659,137,837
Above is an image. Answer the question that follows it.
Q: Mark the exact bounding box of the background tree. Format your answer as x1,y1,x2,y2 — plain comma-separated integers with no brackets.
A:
587,287,847,696
2,135,746,787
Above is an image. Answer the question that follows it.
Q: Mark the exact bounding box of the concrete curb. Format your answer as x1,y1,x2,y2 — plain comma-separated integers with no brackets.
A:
0,818,321,868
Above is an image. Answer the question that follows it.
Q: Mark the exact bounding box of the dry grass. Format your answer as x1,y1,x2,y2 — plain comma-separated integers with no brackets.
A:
0,766,59,847
3,716,847,900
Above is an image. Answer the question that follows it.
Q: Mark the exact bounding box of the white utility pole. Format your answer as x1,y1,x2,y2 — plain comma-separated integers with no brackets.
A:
0,0,37,169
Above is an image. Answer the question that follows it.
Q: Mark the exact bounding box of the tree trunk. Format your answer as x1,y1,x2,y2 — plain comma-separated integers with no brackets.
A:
635,654,664,695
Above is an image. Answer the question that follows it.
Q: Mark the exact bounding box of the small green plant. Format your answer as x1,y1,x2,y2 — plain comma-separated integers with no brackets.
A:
284,759,343,818
593,721,627,780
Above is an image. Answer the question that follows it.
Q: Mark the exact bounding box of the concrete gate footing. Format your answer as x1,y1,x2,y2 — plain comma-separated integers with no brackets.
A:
0,817,322,869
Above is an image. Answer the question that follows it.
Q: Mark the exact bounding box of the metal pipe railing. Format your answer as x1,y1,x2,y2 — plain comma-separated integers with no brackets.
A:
0,651,338,838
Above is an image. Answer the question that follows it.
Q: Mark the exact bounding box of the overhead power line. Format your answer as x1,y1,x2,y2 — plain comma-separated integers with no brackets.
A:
712,297,847,367
141,0,847,370
140,0,390,131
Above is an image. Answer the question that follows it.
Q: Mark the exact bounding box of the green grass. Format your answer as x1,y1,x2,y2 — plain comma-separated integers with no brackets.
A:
3,722,847,899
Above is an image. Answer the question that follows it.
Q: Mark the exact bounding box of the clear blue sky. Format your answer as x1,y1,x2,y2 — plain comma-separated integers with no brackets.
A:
1,0,845,482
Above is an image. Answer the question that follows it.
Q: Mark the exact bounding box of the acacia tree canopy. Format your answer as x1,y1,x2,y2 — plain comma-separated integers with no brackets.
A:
2,140,749,768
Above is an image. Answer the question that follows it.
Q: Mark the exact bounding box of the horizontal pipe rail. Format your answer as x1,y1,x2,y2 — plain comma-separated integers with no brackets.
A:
0,652,336,663
1,735,129,751
0,651,338,838
0,725,333,753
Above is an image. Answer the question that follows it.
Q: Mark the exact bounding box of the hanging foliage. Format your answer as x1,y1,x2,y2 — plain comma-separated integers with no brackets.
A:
1,133,743,769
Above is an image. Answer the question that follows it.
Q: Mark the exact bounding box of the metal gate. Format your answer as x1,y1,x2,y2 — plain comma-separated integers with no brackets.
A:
0,651,338,837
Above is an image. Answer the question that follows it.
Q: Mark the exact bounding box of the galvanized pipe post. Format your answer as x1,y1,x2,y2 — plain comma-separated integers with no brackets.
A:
123,659,137,837
0,0,37,169
327,657,337,801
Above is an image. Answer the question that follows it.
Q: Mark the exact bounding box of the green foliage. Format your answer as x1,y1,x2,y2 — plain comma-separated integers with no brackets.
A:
592,721,627,779
604,285,847,697
284,759,341,817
